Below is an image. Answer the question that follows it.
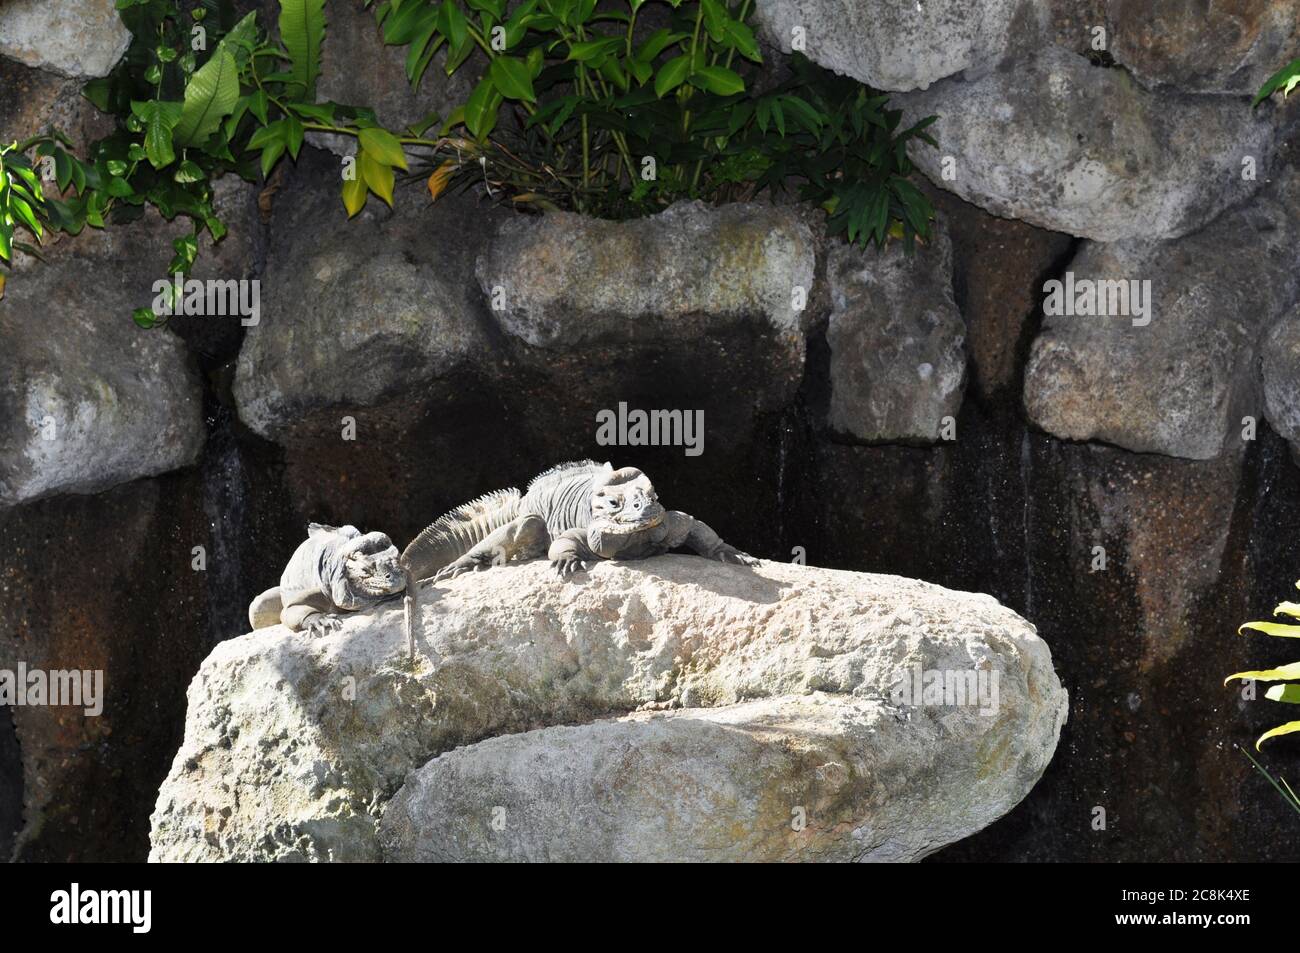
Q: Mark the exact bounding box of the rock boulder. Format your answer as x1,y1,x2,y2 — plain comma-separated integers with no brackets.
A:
149,557,1067,862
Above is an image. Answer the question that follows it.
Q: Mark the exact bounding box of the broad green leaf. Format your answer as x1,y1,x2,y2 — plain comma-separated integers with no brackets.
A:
1256,720,1300,748
131,100,184,169
691,65,743,96
723,18,761,62
175,50,240,147
489,56,537,102
360,150,395,205
1240,621,1300,639
654,55,691,98
700,0,727,42
1265,684,1300,704
358,127,408,169
280,0,328,98
1225,661,1300,684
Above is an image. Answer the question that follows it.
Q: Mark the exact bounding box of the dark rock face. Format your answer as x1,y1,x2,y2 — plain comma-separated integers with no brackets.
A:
1106,0,1300,95
0,704,21,861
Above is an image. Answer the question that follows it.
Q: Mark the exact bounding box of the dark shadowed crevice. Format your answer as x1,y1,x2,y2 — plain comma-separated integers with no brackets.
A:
0,705,22,862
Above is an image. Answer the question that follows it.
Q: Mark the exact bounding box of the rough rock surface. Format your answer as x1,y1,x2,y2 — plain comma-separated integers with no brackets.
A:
925,185,1074,400
149,557,1066,862
0,245,206,507
0,0,132,79
1024,171,1300,459
477,200,815,356
825,229,966,443
897,46,1279,241
0,57,116,156
1106,0,1300,95
751,0,1022,91
1262,307,1300,458
233,149,497,442
306,0,481,157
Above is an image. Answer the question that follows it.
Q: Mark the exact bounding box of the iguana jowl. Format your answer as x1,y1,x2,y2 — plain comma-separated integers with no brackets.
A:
399,461,757,656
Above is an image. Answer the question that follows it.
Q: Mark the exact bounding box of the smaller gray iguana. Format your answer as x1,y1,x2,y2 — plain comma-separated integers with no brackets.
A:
249,523,406,634
399,461,757,657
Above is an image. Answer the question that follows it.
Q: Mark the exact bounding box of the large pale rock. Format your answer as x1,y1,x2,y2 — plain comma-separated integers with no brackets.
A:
149,557,1066,862
751,0,1022,91
0,0,131,79
825,229,966,443
1106,0,1300,95
1024,173,1300,459
478,201,816,352
897,46,1279,240
0,231,209,507
233,149,497,442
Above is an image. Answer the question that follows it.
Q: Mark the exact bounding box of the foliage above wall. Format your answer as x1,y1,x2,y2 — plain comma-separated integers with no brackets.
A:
0,0,936,319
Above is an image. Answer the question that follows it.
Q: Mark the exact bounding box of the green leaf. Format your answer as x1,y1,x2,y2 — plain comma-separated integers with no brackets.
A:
1265,684,1300,704
358,127,408,169
105,176,135,198
654,55,691,98
131,100,184,169
464,76,502,138
1256,720,1300,748
1240,621,1300,639
691,65,744,96
279,0,328,98
566,37,621,63
490,56,537,101
285,113,306,159
1254,57,1300,107
133,307,160,329
360,150,395,206
175,50,240,147
700,0,727,42
723,18,761,62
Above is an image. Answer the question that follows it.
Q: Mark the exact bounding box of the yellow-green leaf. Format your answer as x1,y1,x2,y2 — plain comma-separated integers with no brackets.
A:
1239,621,1300,639
1224,661,1300,684
358,127,408,170
1265,684,1300,704
360,151,395,206
1256,720,1300,748
1274,602,1300,618
342,164,368,217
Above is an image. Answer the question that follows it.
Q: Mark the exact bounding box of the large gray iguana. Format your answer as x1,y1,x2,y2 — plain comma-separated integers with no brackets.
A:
399,461,757,657
249,523,406,634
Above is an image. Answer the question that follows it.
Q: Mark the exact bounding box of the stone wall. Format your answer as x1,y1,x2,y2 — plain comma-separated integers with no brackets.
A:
3,0,1300,861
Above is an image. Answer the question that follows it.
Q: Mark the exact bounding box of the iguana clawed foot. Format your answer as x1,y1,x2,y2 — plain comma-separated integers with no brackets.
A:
432,552,493,582
551,555,587,579
304,613,343,637
712,545,759,567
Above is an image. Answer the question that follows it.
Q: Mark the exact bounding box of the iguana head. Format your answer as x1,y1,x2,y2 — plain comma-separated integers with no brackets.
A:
589,467,664,537
324,530,406,609
345,546,405,597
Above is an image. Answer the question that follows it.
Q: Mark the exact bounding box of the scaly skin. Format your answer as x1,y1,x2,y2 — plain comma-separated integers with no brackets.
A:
399,462,757,657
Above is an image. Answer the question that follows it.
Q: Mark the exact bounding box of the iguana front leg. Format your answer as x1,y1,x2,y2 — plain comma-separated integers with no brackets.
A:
664,511,759,565
547,529,600,578
280,588,339,634
432,514,550,582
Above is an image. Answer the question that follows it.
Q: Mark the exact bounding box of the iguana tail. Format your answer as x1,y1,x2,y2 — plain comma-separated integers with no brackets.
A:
401,488,524,582
400,488,523,661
